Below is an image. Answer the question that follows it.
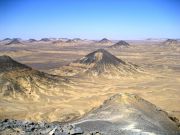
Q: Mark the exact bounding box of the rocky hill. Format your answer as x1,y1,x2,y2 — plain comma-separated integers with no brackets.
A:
52,49,140,77
0,55,68,99
109,40,130,49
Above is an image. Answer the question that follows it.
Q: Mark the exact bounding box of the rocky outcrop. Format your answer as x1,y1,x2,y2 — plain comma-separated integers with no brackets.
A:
0,119,104,135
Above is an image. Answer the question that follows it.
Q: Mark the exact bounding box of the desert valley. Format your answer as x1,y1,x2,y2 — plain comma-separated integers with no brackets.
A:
0,38,180,134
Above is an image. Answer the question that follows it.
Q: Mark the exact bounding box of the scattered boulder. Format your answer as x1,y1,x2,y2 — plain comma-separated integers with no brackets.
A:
0,119,84,135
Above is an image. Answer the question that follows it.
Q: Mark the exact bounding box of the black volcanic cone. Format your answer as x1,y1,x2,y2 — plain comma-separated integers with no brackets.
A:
73,49,140,75
79,49,126,65
2,38,11,41
28,39,37,42
98,38,112,43
109,40,130,48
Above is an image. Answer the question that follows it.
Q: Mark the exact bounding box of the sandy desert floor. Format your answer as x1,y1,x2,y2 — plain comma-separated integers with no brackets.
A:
0,40,180,122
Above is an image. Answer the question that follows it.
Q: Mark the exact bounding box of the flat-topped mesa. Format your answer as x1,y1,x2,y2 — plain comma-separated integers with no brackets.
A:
74,93,180,134
109,40,130,49
5,38,22,45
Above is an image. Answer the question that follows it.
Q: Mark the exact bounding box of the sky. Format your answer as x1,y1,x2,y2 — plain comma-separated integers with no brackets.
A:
0,0,180,40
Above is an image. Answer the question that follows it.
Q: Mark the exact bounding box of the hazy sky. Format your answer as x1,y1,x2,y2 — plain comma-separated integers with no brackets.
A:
0,0,180,40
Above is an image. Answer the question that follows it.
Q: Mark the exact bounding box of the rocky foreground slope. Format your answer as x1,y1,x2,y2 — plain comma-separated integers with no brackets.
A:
52,49,141,77
0,93,179,135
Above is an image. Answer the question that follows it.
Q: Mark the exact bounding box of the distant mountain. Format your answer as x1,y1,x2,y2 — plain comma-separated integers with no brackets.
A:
28,39,37,42
52,40,64,44
98,38,112,44
0,55,68,98
108,40,130,48
66,39,77,43
72,38,81,42
73,93,180,134
52,49,140,77
5,38,22,45
66,38,82,43
2,38,11,41
164,39,178,45
40,38,51,42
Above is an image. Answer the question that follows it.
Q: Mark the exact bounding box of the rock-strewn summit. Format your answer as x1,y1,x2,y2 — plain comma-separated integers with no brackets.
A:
73,93,180,135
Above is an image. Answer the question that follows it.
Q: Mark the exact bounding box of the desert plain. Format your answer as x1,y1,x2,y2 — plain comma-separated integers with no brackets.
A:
0,38,180,134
